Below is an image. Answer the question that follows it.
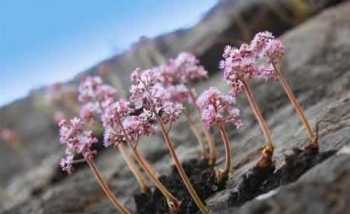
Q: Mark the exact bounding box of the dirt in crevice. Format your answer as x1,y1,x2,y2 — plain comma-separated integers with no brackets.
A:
228,148,336,207
134,148,336,214
134,158,226,214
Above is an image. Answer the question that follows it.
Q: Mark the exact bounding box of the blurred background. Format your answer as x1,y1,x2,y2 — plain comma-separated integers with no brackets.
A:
0,0,348,213
0,0,217,106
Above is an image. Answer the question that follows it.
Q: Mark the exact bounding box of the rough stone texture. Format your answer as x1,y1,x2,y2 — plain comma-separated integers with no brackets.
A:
1,0,350,213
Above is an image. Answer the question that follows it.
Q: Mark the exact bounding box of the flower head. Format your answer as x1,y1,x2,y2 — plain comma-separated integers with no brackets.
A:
78,76,118,123
58,117,98,173
251,31,285,80
220,44,257,95
250,31,274,54
221,31,285,92
130,68,184,125
170,52,208,84
159,52,208,85
122,115,154,143
196,87,242,128
101,98,155,147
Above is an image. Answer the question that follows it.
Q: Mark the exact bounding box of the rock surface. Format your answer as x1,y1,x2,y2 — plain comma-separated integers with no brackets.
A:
1,0,350,213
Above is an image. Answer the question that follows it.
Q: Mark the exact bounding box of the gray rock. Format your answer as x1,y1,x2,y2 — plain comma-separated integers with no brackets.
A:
1,0,350,213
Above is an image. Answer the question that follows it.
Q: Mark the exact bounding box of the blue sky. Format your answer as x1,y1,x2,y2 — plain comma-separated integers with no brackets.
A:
0,0,217,106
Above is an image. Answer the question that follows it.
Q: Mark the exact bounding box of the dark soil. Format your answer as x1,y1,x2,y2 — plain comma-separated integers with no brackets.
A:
228,147,336,207
134,158,226,214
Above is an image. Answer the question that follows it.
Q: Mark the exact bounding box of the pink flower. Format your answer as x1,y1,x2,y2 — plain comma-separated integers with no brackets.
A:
220,44,258,95
130,68,184,125
130,68,159,103
166,84,190,103
78,76,117,107
60,153,74,174
122,116,154,143
250,31,274,55
264,39,285,64
159,102,183,124
170,52,208,83
58,117,98,173
159,52,208,85
220,31,285,92
78,76,118,121
101,98,155,147
196,87,242,128
250,31,285,80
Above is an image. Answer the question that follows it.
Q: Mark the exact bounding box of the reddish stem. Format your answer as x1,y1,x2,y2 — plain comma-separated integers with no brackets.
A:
273,63,317,145
116,116,181,210
158,117,210,214
116,143,149,193
87,159,132,214
242,79,274,150
217,123,232,182
242,79,274,168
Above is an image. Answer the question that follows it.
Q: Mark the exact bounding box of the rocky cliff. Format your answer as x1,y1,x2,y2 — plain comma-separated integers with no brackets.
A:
1,0,349,213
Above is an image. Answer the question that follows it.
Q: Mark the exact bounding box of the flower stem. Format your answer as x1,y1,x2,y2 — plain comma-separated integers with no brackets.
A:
189,88,217,165
116,116,180,210
132,147,159,178
86,159,132,214
116,143,150,193
131,147,181,210
216,123,232,182
273,63,317,145
158,118,211,214
184,108,209,159
242,79,274,167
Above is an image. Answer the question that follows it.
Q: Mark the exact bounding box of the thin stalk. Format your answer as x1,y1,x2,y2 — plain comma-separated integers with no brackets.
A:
116,143,149,193
189,89,217,165
217,123,232,182
132,147,159,178
273,63,316,145
242,79,274,150
184,108,209,159
131,147,181,210
115,117,180,210
158,117,210,214
86,159,132,214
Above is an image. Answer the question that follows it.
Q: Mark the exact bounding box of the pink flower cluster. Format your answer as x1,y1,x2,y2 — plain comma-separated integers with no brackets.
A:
159,52,208,85
196,87,242,128
78,76,155,148
220,31,285,95
129,68,184,125
59,118,98,173
58,52,215,173
79,76,118,120
101,99,154,147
